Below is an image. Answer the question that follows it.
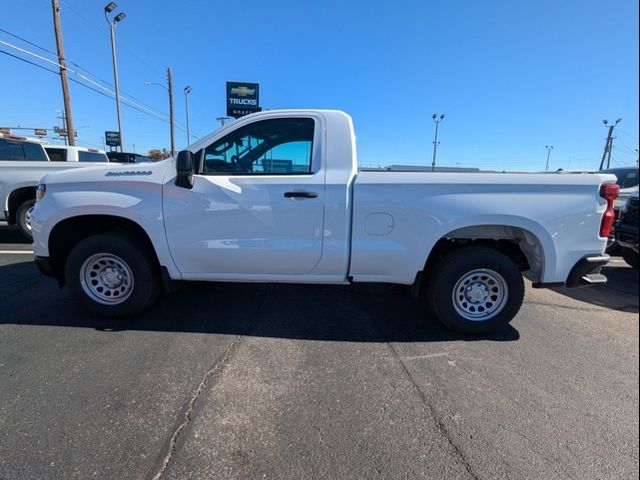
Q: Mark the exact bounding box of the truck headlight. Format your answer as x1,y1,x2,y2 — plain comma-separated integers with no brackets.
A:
36,183,46,202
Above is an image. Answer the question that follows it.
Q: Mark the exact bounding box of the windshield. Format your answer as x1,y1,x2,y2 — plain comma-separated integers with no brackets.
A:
603,168,639,189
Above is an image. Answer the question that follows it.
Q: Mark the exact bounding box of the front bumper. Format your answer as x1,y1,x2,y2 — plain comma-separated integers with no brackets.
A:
35,255,65,286
35,256,55,277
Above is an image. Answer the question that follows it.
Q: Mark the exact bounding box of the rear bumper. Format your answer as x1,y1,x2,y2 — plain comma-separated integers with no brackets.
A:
533,254,610,289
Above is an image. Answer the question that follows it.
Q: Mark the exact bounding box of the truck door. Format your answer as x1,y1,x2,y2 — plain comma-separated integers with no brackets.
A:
163,117,325,276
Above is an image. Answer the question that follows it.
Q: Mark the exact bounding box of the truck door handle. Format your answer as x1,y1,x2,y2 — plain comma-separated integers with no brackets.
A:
284,191,318,199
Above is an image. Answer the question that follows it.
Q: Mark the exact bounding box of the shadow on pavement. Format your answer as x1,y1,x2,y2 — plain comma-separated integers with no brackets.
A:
0,223,31,244
0,260,519,343
551,262,639,313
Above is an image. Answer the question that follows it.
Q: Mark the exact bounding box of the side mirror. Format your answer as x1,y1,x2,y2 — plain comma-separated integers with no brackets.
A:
175,150,194,189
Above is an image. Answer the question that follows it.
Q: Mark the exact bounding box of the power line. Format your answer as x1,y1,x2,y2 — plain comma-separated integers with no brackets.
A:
0,28,171,120
58,0,166,78
618,129,638,141
1,48,200,140
1,48,174,129
0,36,201,139
0,27,59,58
1,39,170,120
0,48,59,74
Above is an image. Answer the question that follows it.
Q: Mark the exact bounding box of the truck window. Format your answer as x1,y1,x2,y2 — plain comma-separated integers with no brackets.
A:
0,139,49,161
619,170,638,189
45,148,67,162
201,118,314,175
78,151,108,163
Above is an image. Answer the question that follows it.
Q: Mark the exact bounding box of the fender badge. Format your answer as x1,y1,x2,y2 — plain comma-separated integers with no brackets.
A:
105,171,153,177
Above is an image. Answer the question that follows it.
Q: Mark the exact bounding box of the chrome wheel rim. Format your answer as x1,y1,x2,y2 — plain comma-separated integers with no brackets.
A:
80,253,134,305
452,268,508,321
24,206,34,231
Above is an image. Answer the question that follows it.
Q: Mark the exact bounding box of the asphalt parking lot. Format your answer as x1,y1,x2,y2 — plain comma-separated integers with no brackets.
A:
0,222,638,480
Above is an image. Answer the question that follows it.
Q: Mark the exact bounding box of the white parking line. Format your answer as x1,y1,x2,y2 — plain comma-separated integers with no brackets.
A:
0,250,34,254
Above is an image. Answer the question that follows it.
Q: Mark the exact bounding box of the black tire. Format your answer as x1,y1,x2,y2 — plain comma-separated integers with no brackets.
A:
16,199,36,240
426,246,525,334
65,232,160,317
621,248,639,270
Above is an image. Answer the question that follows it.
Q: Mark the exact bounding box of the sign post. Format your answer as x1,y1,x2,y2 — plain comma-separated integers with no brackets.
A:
226,82,261,118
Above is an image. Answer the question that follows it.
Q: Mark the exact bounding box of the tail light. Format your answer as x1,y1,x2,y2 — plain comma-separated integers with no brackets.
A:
599,184,620,237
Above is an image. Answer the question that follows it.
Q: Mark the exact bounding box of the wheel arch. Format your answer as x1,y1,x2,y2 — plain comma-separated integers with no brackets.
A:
419,220,554,289
47,214,161,285
6,186,37,225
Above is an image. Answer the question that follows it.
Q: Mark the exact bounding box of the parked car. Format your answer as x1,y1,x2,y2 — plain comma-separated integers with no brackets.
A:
614,191,639,269
0,133,109,239
32,110,618,333
601,167,639,253
0,133,49,161
106,151,153,163
45,145,109,163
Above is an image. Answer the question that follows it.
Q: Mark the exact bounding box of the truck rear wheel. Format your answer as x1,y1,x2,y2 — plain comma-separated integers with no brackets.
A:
65,232,160,317
16,199,36,240
426,246,525,334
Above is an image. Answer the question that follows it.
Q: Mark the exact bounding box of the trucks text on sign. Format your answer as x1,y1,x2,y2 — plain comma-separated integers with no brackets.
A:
226,82,261,118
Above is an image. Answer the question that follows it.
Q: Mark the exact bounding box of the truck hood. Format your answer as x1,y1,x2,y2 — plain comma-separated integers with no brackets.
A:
41,159,173,186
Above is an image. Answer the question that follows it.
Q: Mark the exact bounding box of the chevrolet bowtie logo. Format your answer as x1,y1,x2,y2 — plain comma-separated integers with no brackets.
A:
231,86,255,96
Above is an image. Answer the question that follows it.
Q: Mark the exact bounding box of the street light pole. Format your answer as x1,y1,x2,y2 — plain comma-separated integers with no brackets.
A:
184,85,192,146
105,3,125,152
545,145,554,171
431,113,445,172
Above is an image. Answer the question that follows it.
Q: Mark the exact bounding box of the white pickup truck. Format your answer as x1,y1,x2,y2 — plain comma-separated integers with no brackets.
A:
31,110,619,333
0,134,110,238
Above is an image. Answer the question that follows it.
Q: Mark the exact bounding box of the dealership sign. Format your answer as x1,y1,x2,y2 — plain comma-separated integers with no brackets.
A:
226,82,261,118
105,131,121,147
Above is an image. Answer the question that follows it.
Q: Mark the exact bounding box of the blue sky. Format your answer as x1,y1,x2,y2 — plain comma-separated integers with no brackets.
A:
1,0,638,171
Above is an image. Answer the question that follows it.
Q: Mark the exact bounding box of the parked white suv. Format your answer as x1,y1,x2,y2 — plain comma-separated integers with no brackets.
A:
44,145,109,163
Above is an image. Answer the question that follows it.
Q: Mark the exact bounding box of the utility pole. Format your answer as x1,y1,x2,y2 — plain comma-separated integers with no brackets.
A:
216,117,230,127
184,85,192,145
105,3,126,152
599,118,622,170
431,113,445,172
51,0,75,146
545,145,554,171
167,68,176,155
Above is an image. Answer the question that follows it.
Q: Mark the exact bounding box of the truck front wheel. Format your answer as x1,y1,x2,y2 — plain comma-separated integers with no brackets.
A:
16,199,36,240
426,247,525,334
65,232,160,317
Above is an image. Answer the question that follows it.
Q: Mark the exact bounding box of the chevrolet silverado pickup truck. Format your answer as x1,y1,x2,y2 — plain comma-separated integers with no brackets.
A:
0,134,110,239
31,110,619,333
